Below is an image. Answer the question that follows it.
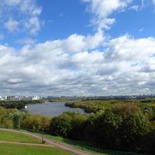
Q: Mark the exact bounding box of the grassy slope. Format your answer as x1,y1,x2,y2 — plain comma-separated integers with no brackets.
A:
0,130,73,155
0,130,41,143
0,144,74,155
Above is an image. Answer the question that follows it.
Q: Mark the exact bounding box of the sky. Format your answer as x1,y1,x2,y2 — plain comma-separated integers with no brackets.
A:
0,0,155,96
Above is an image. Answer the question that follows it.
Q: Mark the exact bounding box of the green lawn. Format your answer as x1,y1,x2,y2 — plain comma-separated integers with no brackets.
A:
0,130,73,155
0,144,74,155
0,130,41,143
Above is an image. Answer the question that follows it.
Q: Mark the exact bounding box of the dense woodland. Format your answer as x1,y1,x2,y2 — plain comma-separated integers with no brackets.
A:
0,98,155,154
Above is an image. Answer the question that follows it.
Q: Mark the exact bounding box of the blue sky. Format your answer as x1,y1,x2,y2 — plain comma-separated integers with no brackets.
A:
0,0,155,96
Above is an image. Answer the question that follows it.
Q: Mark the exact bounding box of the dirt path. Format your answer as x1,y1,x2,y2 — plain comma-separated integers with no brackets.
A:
0,128,101,155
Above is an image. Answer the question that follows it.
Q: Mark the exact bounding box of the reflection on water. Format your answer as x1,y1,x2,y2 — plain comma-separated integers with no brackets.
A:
27,102,85,117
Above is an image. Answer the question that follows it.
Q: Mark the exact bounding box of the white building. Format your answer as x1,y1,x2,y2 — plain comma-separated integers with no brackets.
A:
32,96,40,100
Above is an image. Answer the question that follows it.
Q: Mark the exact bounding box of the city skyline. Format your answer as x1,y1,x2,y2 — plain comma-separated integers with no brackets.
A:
0,0,155,96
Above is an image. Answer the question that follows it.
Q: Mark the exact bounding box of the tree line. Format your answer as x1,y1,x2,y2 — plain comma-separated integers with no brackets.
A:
0,100,46,110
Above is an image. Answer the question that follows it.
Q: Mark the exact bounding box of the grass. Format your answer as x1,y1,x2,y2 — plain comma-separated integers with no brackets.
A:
0,144,74,155
0,130,41,143
0,130,74,155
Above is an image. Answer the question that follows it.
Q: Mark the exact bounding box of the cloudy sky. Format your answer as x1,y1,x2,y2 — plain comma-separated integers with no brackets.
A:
0,0,155,96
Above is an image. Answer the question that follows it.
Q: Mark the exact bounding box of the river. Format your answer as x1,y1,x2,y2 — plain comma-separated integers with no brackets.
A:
27,102,85,117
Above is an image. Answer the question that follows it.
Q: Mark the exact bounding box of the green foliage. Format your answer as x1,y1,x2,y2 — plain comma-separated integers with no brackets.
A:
89,110,123,149
21,114,51,132
65,100,111,113
119,113,149,151
68,112,87,140
0,100,46,110
0,101,25,110
13,114,22,129
50,113,73,138
50,112,88,140
0,108,18,128
0,116,13,128
65,98,155,114
50,97,81,102
83,104,149,153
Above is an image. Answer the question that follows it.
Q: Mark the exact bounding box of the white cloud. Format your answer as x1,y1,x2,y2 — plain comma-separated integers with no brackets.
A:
32,8,42,15
4,0,21,6
84,0,128,18
130,5,139,11
1,32,155,96
1,0,42,35
18,0,41,15
62,30,104,52
104,35,155,63
4,19,19,32
130,0,147,11
24,17,41,35
82,0,133,30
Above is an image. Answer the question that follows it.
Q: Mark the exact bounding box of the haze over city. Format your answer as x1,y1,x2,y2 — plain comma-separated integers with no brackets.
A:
0,0,155,96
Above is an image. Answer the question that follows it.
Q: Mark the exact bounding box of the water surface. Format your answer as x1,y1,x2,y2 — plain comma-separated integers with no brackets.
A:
27,102,85,117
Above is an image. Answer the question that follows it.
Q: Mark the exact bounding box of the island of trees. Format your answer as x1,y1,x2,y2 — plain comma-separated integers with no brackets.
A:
0,97,155,154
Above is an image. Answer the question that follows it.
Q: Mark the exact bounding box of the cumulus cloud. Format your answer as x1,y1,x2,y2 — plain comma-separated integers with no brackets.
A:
1,32,155,96
0,0,42,34
82,0,133,30
105,35,155,62
62,30,104,52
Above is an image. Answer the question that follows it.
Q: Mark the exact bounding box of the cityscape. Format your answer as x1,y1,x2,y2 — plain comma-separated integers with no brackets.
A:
1,94,155,101
0,95,40,101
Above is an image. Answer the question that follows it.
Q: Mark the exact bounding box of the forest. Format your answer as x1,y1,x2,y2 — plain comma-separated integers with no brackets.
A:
0,98,155,154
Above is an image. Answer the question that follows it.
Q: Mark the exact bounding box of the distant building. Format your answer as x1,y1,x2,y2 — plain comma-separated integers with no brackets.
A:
0,96,7,100
0,95,40,101
18,96,40,101
7,96,20,101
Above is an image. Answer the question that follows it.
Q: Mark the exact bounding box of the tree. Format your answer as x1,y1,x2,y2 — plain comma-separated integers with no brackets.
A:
120,113,149,151
49,113,72,138
13,114,23,129
91,110,122,149
0,116,13,128
84,104,149,152
69,113,87,140
21,114,50,132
